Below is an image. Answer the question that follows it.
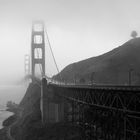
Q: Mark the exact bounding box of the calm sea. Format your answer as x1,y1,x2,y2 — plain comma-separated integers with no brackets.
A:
0,85,27,129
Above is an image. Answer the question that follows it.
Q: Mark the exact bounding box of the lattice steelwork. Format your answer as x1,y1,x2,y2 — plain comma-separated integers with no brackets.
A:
50,84,140,140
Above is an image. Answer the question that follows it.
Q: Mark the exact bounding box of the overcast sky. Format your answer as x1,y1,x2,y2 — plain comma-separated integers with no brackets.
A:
0,0,140,84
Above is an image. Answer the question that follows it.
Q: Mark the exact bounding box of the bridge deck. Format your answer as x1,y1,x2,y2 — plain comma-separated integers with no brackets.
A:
48,83,140,115
51,83,140,91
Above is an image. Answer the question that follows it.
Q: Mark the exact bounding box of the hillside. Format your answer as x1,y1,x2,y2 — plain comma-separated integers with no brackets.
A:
54,38,140,85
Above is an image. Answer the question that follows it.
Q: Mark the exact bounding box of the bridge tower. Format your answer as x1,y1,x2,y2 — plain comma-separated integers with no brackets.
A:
24,54,30,76
31,21,45,78
31,21,64,124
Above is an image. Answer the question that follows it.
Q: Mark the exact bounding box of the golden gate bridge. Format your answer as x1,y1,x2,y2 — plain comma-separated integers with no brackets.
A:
24,20,140,140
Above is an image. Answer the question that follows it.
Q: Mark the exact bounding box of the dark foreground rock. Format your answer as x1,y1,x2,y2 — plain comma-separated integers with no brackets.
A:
0,115,16,140
3,115,17,127
8,82,82,140
0,104,18,139
0,128,9,140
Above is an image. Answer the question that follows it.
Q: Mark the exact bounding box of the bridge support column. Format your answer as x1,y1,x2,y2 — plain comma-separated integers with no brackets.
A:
41,78,64,124
41,78,49,124
48,102,64,123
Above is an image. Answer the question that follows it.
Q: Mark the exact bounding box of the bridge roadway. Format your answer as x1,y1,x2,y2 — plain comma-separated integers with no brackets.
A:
50,83,140,114
52,83,140,91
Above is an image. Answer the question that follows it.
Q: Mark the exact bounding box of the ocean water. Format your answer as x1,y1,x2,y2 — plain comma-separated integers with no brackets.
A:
0,85,27,129
0,85,27,105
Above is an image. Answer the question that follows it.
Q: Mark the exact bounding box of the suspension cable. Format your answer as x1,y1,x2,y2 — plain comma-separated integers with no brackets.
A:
44,27,62,82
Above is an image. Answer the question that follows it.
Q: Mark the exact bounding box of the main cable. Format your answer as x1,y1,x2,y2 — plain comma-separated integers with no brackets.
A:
44,27,62,81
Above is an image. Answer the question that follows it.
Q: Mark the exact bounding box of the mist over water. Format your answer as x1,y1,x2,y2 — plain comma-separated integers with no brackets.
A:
0,85,27,105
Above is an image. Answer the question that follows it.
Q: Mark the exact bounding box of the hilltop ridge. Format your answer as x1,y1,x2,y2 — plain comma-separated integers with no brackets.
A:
54,38,140,85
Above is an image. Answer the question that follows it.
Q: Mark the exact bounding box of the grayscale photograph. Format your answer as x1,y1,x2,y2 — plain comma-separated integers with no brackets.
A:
0,0,139,139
